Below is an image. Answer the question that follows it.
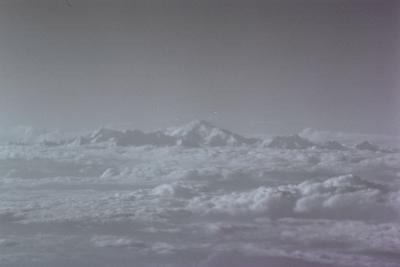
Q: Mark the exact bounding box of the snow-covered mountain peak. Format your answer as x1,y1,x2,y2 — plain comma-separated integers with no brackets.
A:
84,127,175,146
267,134,316,149
318,140,347,150
166,120,216,135
355,141,380,152
166,120,259,147
89,128,128,143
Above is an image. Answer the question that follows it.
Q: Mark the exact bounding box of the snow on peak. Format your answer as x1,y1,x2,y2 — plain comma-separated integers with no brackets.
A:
267,134,315,149
166,120,259,147
354,140,396,153
267,134,349,150
318,140,347,150
84,128,175,146
32,121,396,152
355,141,380,152
166,120,219,136
89,128,127,144
37,120,259,148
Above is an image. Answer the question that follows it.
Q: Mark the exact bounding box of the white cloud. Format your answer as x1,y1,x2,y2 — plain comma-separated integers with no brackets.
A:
91,235,147,249
188,174,398,220
1,127,400,267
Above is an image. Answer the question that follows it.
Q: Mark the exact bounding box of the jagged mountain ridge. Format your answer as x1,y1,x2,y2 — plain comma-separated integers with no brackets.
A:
40,120,259,147
267,135,349,150
34,120,394,151
267,134,315,149
165,120,260,147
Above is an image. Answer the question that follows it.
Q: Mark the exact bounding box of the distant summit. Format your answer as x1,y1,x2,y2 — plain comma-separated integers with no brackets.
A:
354,141,396,153
267,134,315,149
165,120,259,147
318,140,347,150
80,128,175,146
355,141,380,152
34,121,397,152
41,120,259,148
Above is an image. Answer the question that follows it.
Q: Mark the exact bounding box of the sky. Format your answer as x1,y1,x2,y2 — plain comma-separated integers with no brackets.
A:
0,0,398,135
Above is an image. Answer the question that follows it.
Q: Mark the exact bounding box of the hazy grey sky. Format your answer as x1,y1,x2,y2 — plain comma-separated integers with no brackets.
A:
0,0,398,135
